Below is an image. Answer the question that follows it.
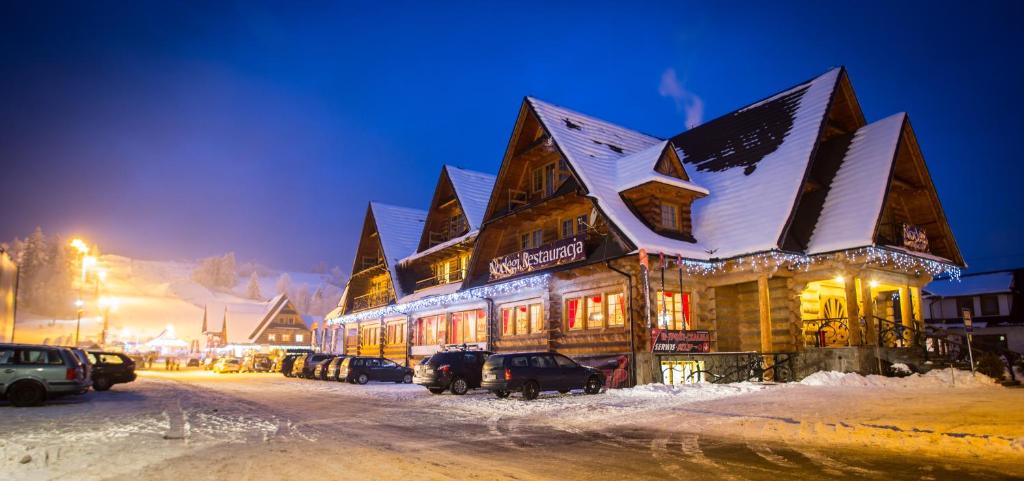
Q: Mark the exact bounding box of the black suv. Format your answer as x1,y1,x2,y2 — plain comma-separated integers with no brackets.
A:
414,349,491,395
86,351,137,391
279,354,304,377
481,351,604,400
339,356,412,384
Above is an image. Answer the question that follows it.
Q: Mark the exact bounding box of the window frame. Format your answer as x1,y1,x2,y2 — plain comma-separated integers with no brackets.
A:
980,295,1000,316
659,202,680,231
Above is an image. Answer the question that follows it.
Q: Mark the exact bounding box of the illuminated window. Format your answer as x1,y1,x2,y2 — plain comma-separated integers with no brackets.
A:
282,334,291,342
607,293,625,327
501,307,514,336
565,297,584,330
476,309,487,342
655,291,691,330
450,312,465,344
586,295,604,329
294,334,303,343
516,306,529,334
268,334,277,342
530,303,544,333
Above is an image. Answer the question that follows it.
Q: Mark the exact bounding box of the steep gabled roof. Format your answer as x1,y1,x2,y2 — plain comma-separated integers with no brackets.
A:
445,166,496,230
671,67,842,258
806,113,905,254
370,202,427,298
247,293,291,341
526,96,709,257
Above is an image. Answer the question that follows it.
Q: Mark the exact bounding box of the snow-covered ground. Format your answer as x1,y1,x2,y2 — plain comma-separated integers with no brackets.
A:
2,369,1021,480
13,254,343,346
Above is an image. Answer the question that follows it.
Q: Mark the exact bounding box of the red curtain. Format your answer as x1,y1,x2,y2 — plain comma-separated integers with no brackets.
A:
567,299,578,329
682,293,691,328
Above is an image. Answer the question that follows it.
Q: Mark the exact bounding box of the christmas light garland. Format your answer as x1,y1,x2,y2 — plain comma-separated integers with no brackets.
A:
326,246,959,326
327,273,551,326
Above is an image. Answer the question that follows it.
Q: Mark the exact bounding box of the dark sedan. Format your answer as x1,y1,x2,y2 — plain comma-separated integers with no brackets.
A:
86,351,137,391
338,356,412,384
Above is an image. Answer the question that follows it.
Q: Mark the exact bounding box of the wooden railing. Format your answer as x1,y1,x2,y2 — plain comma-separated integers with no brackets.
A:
415,268,466,290
351,291,394,311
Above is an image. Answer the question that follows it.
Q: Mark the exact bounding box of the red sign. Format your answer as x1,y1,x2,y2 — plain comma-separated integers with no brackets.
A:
650,329,711,354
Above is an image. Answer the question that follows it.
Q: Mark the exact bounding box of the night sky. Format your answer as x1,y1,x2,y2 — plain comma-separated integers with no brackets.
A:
2,1,1021,273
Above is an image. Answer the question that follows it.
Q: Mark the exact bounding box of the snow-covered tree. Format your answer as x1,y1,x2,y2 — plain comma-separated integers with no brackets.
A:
246,271,262,300
216,252,237,289
275,273,292,295
293,283,312,313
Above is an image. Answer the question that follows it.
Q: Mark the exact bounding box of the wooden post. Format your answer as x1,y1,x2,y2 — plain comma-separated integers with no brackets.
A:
845,277,863,346
861,280,876,345
899,285,914,331
757,275,773,354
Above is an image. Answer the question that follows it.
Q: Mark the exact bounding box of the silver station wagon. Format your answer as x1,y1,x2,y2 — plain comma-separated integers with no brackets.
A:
1,343,90,407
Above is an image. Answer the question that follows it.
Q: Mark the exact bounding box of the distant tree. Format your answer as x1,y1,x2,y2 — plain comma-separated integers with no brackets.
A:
217,252,237,289
19,227,49,309
246,271,262,300
312,261,328,274
293,283,312,313
191,252,238,291
275,273,292,295
328,266,346,287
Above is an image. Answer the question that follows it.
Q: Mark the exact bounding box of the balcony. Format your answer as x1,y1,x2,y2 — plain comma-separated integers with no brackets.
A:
427,218,470,248
415,268,467,290
351,290,394,311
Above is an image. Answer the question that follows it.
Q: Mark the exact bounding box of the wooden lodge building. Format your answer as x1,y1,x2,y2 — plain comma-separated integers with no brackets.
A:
324,67,964,386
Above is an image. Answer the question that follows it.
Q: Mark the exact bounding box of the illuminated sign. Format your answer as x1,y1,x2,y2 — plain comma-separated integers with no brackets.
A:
488,235,586,281
650,329,711,353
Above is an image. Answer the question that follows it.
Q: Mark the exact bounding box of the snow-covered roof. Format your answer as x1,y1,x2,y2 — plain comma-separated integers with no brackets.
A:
398,281,463,303
614,141,709,195
527,97,709,258
924,271,1015,297
400,230,477,266
445,166,495,230
806,113,906,254
370,202,427,298
674,68,841,258
527,67,841,259
247,293,289,341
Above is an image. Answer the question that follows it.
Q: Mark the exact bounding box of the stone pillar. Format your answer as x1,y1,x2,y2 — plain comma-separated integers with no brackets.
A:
861,280,876,345
845,277,863,346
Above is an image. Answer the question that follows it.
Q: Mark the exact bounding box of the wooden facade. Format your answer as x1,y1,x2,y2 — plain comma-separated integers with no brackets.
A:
326,68,964,385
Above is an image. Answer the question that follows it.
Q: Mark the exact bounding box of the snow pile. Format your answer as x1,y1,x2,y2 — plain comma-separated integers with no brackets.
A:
799,368,998,389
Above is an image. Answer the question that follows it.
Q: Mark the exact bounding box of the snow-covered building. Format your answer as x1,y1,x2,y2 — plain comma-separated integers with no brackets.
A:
327,67,964,385
923,269,1022,353
247,294,312,348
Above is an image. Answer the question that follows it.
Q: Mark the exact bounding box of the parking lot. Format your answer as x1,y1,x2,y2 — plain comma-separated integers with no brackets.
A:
3,369,1023,480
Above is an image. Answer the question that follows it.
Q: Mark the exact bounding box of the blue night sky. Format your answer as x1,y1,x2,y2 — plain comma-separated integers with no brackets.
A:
1,1,1021,272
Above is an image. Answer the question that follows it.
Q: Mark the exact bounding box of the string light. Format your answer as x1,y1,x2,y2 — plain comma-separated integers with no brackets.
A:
327,246,960,326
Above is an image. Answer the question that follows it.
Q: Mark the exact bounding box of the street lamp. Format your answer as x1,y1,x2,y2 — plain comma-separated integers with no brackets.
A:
74,299,84,346
98,296,118,347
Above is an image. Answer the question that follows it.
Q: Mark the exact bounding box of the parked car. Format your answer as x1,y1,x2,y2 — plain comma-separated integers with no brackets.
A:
280,354,304,377
414,349,491,395
299,353,334,379
481,352,604,400
0,343,90,406
213,358,242,374
65,347,93,389
86,351,137,391
339,356,412,384
325,356,348,381
242,354,273,373
186,358,201,368
312,355,337,380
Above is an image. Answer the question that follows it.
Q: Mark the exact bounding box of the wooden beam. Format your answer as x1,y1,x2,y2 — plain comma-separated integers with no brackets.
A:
861,279,876,344
845,277,863,346
757,274,773,354
899,285,914,331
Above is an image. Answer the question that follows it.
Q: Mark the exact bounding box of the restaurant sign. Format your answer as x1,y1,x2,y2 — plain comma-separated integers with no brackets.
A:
650,329,711,354
901,223,929,253
488,235,586,281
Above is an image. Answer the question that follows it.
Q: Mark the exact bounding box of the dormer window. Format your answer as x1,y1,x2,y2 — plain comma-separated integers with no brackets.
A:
660,203,679,231
531,162,557,197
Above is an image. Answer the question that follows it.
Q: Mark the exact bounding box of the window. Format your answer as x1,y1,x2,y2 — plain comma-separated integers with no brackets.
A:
450,309,486,343
530,303,544,333
607,293,625,327
510,356,529,367
656,291,691,330
476,310,487,342
660,203,679,231
586,295,604,329
562,219,573,239
530,355,555,368
955,297,974,317
365,358,381,368
515,306,529,335
532,229,543,248
980,295,1000,316
17,349,63,365
566,297,584,330
520,233,529,250
544,163,556,195
501,307,515,336
416,315,444,345
268,334,277,342
532,167,544,193
99,354,124,365
381,359,396,368
0,349,13,365
450,312,465,344
531,163,557,196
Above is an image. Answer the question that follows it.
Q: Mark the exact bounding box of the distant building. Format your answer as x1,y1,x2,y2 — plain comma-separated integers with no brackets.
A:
0,248,15,342
923,269,1022,353
201,306,228,349
247,294,312,348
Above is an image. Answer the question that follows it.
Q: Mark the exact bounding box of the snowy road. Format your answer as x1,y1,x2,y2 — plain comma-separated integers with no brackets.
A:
2,370,1022,480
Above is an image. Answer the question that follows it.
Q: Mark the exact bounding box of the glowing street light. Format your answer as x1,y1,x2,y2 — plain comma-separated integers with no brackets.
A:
70,238,89,254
